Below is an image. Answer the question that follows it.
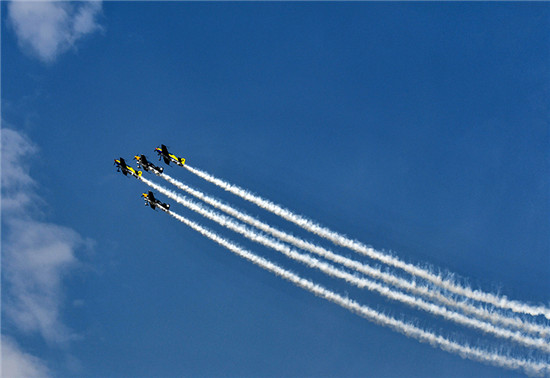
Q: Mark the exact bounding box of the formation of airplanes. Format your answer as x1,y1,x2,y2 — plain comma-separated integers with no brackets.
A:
115,145,186,213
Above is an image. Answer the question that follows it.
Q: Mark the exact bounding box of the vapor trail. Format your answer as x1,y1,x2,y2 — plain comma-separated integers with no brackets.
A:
160,173,550,338
163,207,550,376
140,177,550,352
184,164,550,320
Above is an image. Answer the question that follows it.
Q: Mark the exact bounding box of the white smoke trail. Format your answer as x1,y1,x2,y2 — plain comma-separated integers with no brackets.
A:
184,164,550,320
160,173,550,338
140,177,550,352
163,207,550,376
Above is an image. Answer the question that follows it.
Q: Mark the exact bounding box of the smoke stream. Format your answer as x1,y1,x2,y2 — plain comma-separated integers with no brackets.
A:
163,207,550,376
184,164,550,320
160,173,550,338
141,177,550,352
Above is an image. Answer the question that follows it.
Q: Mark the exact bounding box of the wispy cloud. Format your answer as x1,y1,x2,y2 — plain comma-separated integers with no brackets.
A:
3,219,82,344
7,0,102,63
2,127,88,368
0,127,39,212
1,336,50,377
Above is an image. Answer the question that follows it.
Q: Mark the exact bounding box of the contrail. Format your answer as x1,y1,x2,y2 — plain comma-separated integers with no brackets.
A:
184,164,550,320
160,173,550,338
163,207,550,376
140,177,550,352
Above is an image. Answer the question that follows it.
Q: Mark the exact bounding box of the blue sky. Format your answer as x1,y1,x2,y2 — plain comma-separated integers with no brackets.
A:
2,2,549,377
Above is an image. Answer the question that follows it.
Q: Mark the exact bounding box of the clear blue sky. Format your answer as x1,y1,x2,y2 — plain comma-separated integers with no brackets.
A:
2,2,549,377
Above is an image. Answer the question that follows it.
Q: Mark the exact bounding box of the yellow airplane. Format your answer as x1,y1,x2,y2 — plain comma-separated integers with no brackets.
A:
155,144,185,167
114,157,142,178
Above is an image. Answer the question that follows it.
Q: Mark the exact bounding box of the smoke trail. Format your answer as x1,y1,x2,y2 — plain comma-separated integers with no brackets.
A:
184,164,550,320
163,208,550,376
160,173,550,338
140,177,550,352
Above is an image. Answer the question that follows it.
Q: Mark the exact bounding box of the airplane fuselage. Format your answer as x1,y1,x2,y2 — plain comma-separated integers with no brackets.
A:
168,154,185,167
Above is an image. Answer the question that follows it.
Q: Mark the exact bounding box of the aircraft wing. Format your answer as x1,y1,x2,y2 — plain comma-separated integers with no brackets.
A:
119,158,128,175
161,145,171,164
143,191,157,210
141,155,150,167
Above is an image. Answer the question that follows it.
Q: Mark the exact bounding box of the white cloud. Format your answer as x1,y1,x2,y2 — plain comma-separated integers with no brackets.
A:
1,336,50,378
3,219,82,344
2,127,86,351
0,128,39,213
7,0,102,63
73,1,102,36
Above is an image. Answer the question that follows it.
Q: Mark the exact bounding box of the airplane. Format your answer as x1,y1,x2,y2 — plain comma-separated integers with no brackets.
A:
134,154,164,175
142,191,170,212
155,144,185,167
114,157,142,178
